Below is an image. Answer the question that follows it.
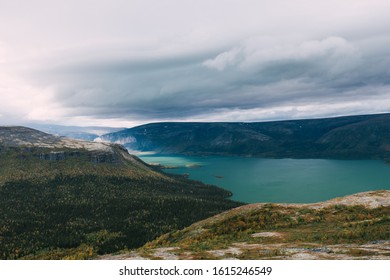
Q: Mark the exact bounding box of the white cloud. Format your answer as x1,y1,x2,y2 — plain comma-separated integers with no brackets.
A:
188,91,390,123
202,48,242,71
0,67,66,124
203,36,361,75
0,42,7,63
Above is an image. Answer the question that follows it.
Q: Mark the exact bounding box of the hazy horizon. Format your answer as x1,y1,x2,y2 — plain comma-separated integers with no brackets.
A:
2,110,390,132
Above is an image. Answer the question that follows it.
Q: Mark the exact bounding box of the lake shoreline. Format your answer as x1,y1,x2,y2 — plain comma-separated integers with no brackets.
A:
139,154,390,204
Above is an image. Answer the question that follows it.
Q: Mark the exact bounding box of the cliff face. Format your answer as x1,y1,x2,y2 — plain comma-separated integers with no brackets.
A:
99,113,390,161
0,126,170,184
0,126,126,164
36,151,119,163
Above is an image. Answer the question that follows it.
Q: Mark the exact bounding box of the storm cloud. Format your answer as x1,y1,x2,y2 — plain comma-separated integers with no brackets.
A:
1,0,390,126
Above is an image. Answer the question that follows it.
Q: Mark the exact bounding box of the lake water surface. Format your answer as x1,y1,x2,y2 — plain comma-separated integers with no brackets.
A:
139,154,390,203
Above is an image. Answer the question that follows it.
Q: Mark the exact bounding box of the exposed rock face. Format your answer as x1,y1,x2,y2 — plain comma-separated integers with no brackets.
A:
39,151,67,161
0,126,123,164
0,126,62,147
38,151,82,161
0,126,114,153
309,190,390,209
36,150,119,163
89,152,119,164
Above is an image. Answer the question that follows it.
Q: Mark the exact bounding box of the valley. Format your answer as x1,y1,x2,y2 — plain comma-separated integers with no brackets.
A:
1,113,390,260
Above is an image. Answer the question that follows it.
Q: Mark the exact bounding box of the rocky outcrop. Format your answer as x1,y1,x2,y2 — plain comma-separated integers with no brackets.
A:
0,126,126,164
0,126,115,153
106,190,390,260
39,151,66,161
38,151,82,161
89,152,119,164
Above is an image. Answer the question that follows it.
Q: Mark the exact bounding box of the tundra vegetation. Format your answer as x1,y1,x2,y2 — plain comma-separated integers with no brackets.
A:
138,194,390,259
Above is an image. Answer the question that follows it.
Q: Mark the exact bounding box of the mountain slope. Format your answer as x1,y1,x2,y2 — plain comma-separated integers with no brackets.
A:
0,126,164,183
99,113,390,161
108,190,390,260
0,126,242,259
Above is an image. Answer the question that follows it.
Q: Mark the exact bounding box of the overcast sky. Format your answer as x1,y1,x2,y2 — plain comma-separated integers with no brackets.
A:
1,0,390,127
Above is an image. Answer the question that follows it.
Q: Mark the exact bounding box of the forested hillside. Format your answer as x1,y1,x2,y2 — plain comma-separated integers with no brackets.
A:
99,113,390,161
0,127,242,259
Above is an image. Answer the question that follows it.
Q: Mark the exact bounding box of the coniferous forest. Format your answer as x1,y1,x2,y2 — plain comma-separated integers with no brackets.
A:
0,129,243,259
0,174,242,259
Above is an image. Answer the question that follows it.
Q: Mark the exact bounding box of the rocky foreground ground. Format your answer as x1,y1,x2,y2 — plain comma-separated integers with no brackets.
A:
99,191,390,260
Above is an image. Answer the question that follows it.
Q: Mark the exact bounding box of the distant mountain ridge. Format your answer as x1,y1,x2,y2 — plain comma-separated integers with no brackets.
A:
26,124,125,141
99,113,390,161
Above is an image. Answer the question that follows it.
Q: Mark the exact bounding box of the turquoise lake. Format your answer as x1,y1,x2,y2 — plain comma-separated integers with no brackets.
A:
139,154,390,203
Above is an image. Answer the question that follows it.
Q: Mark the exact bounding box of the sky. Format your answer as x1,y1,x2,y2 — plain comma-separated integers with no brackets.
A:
1,0,390,128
